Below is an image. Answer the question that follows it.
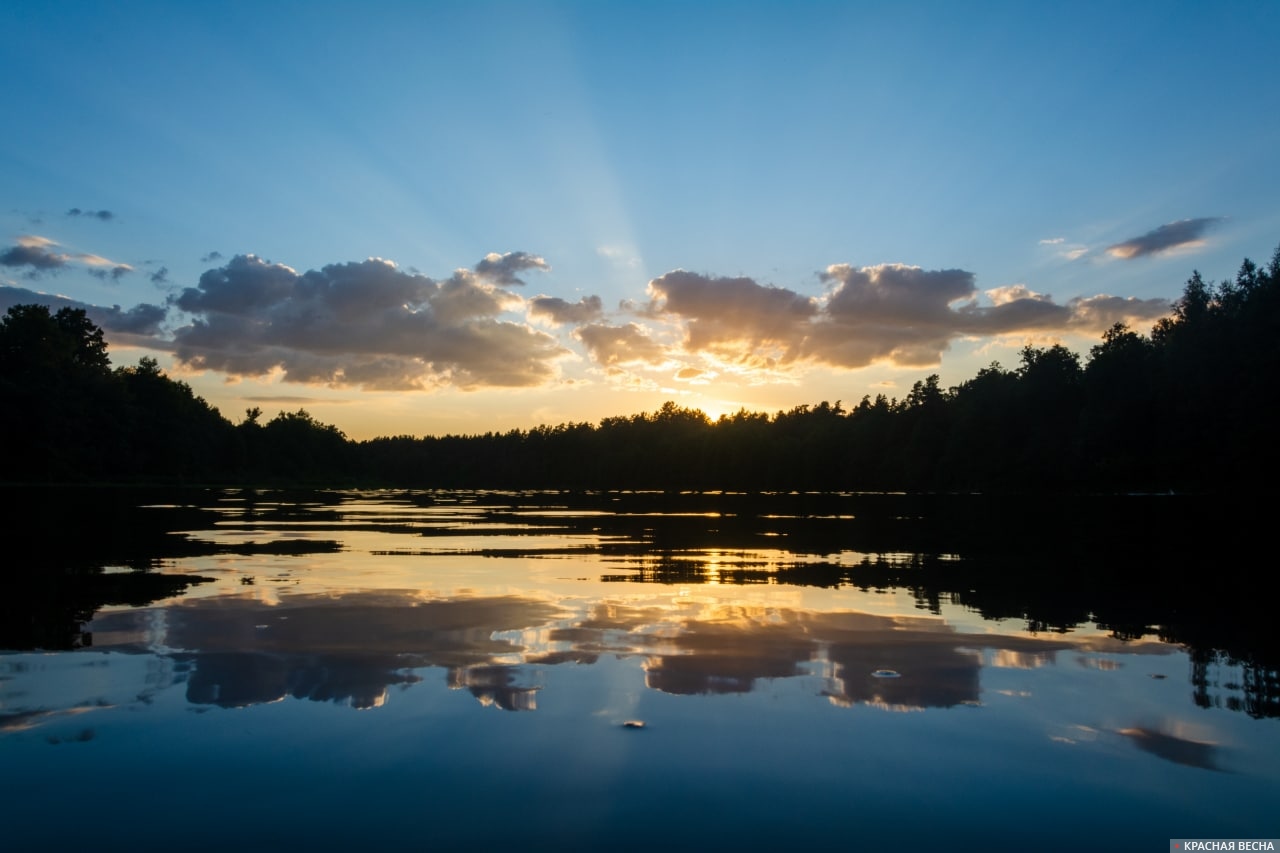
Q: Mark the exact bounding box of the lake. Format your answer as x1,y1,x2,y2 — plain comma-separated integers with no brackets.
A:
2,488,1277,850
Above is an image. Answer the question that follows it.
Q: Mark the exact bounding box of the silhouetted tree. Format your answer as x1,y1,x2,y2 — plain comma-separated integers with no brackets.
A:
115,357,236,481
0,305,118,479
257,409,353,482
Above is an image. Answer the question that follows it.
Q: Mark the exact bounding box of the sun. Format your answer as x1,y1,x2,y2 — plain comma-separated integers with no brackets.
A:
686,395,743,423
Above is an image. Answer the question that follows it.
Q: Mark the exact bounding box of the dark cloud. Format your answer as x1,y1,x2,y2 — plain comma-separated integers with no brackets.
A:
66,208,114,221
200,251,223,263
169,254,567,390
0,242,67,271
0,237,134,281
1106,218,1223,259
822,264,975,324
473,251,550,286
814,265,1169,368
0,284,168,336
632,264,1173,372
87,265,132,282
529,295,604,326
150,266,170,286
575,322,668,366
99,302,168,335
807,265,980,368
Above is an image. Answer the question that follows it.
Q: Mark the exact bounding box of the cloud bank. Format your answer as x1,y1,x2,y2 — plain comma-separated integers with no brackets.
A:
0,285,167,336
169,254,566,390
633,264,1170,373
3,240,1177,391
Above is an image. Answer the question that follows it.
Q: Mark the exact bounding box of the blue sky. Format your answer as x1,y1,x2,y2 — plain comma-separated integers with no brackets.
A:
3,1,1278,438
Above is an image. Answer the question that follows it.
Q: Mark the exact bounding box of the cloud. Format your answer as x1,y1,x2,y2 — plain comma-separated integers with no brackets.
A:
597,245,641,268
169,254,567,391
646,271,818,364
806,264,983,367
243,395,333,404
0,236,133,280
1038,237,1089,261
1106,218,1222,259
99,302,168,334
66,208,114,221
76,252,126,268
87,265,132,282
814,264,1169,367
0,242,68,271
200,251,223,263
574,322,669,366
472,251,549,286
636,263,1173,373
150,266,170,286
1062,294,1171,329
529,295,604,326
0,284,168,336
77,252,134,280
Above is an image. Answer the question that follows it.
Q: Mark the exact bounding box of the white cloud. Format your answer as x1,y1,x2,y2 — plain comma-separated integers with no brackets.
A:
596,245,641,268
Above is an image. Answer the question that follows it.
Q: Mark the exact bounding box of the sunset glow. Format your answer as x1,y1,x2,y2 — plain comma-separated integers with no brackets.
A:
2,2,1277,439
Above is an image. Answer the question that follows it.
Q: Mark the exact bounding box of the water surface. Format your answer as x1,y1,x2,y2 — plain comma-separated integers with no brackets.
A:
2,489,1276,850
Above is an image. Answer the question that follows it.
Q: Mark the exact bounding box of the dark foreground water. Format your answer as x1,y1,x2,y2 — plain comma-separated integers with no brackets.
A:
2,489,1276,850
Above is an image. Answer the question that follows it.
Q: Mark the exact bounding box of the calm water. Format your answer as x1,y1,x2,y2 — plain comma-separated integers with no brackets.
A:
2,489,1277,850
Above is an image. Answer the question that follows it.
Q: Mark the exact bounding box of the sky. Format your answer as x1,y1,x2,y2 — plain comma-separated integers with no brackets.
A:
3,0,1279,440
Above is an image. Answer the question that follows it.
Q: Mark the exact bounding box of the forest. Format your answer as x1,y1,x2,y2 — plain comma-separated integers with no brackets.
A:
3,245,1278,493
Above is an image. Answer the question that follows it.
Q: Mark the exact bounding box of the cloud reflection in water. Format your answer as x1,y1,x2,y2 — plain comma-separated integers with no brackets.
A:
81,589,1165,716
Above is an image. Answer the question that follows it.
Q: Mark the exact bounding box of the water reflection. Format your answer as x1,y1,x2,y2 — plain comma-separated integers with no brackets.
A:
41,588,1180,720
4,488,1279,850
3,487,1277,718
90,592,564,710
1118,727,1222,771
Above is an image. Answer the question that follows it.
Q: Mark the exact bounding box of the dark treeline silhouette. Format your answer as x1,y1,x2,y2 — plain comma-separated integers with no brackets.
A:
3,244,1279,491
0,304,354,484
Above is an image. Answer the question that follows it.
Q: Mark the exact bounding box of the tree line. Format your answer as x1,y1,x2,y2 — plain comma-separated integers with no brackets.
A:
3,244,1278,492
